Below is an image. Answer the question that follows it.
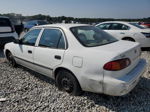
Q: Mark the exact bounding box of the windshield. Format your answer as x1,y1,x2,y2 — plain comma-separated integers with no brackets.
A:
0,18,11,27
130,23,146,29
70,26,118,47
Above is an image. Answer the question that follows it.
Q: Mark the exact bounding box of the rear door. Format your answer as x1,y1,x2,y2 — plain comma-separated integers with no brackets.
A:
33,28,66,77
97,23,130,40
106,23,130,39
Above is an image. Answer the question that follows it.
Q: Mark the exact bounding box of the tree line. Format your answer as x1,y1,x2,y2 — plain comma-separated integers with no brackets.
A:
0,13,150,24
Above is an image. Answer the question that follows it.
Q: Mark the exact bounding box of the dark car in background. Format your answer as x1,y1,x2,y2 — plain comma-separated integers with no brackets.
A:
24,20,49,31
0,16,18,47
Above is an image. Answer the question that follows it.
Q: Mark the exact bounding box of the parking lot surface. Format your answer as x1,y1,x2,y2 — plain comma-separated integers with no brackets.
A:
0,49,150,112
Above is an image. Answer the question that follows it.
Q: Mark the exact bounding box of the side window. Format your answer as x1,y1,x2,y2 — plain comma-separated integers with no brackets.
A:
122,24,130,30
39,29,65,49
97,23,111,30
58,35,65,49
21,29,41,46
110,23,129,30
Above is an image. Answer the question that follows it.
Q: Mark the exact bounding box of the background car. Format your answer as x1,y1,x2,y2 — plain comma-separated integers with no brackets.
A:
140,22,150,28
0,16,18,47
24,20,49,31
4,24,146,96
96,21,150,48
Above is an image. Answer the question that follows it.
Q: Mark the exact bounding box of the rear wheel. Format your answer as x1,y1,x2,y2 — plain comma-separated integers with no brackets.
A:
6,51,17,67
56,70,82,96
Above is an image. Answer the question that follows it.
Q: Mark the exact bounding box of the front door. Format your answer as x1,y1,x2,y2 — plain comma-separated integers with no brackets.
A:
14,29,41,69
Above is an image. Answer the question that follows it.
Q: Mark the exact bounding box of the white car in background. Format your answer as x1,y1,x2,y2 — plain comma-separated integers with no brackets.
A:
96,21,150,48
0,16,18,47
4,24,146,96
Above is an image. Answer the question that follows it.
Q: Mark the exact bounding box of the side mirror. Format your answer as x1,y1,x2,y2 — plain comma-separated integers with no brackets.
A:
14,38,21,44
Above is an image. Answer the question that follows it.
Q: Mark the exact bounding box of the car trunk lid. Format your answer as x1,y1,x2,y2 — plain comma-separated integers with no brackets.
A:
94,40,141,78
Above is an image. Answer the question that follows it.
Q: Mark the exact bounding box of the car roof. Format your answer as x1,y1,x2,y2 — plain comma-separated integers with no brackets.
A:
98,21,129,24
96,21,132,27
34,24,89,29
99,21,129,24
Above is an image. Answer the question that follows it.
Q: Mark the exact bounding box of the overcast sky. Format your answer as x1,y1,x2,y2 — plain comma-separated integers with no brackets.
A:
0,0,150,18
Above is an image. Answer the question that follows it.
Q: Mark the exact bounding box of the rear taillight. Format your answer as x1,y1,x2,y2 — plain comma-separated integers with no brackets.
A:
103,58,131,71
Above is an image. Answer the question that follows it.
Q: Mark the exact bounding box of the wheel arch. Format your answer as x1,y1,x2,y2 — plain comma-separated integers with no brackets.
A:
54,67,76,79
122,37,135,42
5,49,11,59
54,67,82,89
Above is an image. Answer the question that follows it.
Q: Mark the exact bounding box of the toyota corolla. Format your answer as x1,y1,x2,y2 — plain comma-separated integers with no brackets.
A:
4,24,147,96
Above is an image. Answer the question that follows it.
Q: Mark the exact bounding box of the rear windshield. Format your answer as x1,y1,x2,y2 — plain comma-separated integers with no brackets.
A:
70,26,118,47
129,23,146,29
0,18,11,27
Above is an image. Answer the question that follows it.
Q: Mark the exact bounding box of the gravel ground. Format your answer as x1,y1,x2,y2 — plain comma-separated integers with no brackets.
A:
0,50,150,112
0,49,4,62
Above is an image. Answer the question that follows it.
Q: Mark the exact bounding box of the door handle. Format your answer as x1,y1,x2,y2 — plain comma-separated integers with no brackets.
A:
54,55,61,60
120,32,125,34
28,50,32,54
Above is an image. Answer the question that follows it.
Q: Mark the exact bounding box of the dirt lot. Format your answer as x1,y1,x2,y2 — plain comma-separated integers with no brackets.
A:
0,49,150,112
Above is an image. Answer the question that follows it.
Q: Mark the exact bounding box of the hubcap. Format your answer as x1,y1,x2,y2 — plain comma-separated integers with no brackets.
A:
61,77,73,93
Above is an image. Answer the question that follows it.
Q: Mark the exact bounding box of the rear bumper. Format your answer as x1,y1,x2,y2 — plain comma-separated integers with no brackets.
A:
103,59,147,96
0,36,15,46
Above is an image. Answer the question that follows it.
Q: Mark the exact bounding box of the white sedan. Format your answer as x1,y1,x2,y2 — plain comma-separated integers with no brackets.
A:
4,24,147,96
96,21,150,48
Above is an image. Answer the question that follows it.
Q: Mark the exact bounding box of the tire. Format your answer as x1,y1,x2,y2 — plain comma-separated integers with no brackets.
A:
56,70,82,96
6,52,17,67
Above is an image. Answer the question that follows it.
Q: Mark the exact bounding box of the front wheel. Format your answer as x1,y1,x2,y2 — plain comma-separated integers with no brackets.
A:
56,70,82,96
6,52,17,67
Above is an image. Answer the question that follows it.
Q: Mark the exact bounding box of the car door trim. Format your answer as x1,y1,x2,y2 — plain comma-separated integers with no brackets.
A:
14,56,53,71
